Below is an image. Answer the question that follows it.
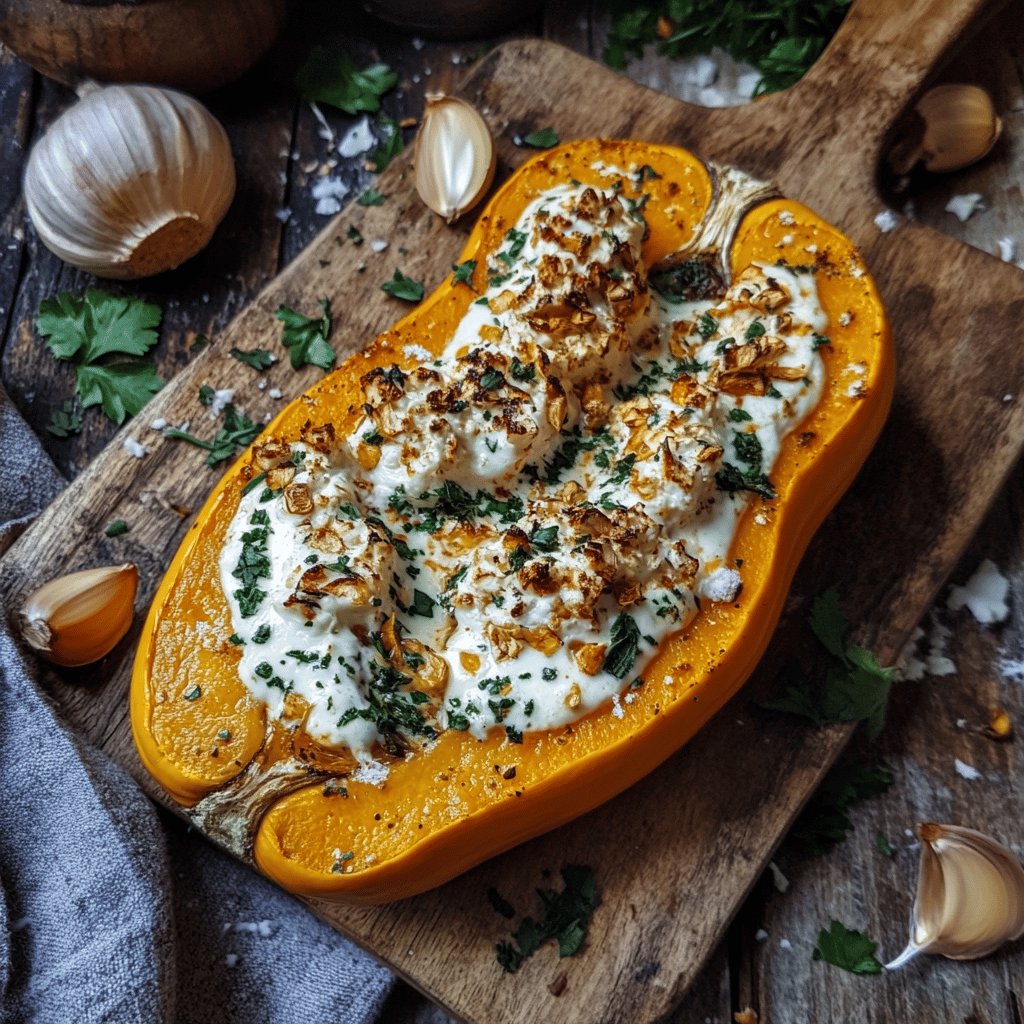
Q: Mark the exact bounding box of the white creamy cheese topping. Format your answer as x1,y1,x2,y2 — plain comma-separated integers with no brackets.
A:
218,177,828,762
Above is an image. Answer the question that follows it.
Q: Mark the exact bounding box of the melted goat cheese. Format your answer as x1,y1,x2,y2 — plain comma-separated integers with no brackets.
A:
219,178,828,761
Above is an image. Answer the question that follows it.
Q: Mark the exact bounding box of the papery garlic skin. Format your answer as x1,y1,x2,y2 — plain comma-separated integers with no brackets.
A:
19,563,139,667
886,822,1024,970
24,85,236,279
414,93,495,223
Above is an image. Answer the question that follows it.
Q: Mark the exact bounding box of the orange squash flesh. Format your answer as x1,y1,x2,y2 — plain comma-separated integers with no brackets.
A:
131,138,894,904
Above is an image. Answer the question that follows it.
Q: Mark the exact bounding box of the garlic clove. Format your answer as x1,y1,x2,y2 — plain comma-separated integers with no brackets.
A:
888,84,1002,176
414,93,496,224
18,563,139,667
885,822,1024,970
24,84,235,279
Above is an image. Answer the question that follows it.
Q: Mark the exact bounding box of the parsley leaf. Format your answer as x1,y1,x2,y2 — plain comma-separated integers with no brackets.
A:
790,760,894,853
356,187,386,207
230,347,275,371
762,588,895,737
381,270,424,303
519,127,559,149
369,115,404,172
296,48,397,114
104,519,128,537
452,260,477,287
46,398,82,438
37,290,163,424
275,299,335,371
603,613,641,678
495,865,598,973
529,525,559,552
812,920,883,975
164,403,263,467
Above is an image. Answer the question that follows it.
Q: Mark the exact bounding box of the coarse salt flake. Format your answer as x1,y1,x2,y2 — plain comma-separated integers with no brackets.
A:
224,953,239,968
768,860,789,893
779,938,793,951
954,758,983,781
268,388,283,400
700,567,742,603
945,193,984,222
611,693,624,719
210,388,235,417
338,116,375,158
997,237,1016,263
755,928,769,942
873,209,900,233
947,558,1010,625
370,239,389,253
777,210,796,226
150,418,167,431
123,438,147,459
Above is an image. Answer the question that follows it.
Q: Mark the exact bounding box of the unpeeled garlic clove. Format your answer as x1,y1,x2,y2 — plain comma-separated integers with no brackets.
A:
24,84,235,279
18,564,139,667
888,84,1002,176
885,822,1024,970
414,93,496,224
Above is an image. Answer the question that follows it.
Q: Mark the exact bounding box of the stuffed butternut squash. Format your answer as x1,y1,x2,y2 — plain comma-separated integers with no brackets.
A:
131,138,893,904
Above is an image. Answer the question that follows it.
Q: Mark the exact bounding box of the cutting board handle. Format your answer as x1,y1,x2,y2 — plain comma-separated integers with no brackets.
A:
784,0,998,134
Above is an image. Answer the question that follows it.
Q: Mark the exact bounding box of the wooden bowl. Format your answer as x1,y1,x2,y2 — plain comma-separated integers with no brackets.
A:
0,0,290,93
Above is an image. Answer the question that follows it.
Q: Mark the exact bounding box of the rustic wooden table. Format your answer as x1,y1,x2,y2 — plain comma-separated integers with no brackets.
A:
2,2,1023,1021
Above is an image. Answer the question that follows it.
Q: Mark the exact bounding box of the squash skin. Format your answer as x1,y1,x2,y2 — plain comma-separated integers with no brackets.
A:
131,138,894,903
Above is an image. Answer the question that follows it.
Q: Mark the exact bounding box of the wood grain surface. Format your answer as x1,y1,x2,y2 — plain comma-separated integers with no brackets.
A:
3,1,1024,1021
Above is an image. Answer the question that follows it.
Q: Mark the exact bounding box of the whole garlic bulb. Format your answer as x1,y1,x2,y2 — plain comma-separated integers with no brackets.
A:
24,84,236,279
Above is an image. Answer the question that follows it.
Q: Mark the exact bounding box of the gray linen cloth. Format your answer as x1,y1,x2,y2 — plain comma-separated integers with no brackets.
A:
0,390,394,1023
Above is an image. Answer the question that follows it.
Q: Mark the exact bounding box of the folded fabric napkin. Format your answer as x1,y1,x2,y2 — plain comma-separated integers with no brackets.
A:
0,389,394,1023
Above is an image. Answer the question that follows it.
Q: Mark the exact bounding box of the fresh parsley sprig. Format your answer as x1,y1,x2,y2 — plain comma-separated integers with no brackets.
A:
602,0,852,95
762,588,895,737
296,48,397,114
37,289,163,425
812,920,884,975
275,299,336,371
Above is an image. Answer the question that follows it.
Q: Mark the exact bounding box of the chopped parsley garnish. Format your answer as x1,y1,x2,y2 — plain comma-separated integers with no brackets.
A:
542,667,557,681
510,357,535,382
46,398,82,438
356,187,386,207
745,319,766,340
452,259,477,287
529,525,559,551
505,725,524,744
715,426,776,500
506,545,529,575
381,269,424,303
519,127,559,149
228,633,245,646
603,613,641,679
275,299,335,372
183,684,201,701
697,312,718,338
362,430,383,446
497,228,528,266
347,225,364,245
369,116,404,172
408,589,436,618
728,407,753,422
605,453,636,486
480,367,504,390
230,347,275,371
495,864,598,973
649,256,723,302
813,333,831,350
252,624,271,644
231,507,272,617
104,519,128,537
286,650,320,664
164,403,263,468
542,427,614,484
761,587,894,738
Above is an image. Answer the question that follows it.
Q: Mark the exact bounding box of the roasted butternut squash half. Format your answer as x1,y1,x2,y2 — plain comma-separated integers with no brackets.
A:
132,138,893,904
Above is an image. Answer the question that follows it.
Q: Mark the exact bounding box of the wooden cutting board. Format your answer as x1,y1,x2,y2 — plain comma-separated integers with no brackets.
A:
2,0,1023,1019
